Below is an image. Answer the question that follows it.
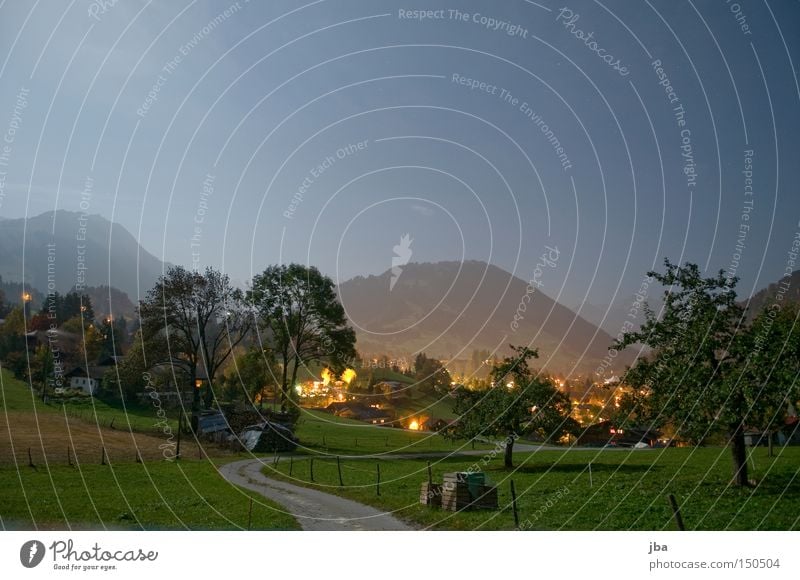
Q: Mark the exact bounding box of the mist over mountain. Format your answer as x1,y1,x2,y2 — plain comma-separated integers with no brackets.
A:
0,210,166,301
337,260,637,375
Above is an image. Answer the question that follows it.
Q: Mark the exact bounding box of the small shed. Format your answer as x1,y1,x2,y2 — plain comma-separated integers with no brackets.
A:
240,422,298,452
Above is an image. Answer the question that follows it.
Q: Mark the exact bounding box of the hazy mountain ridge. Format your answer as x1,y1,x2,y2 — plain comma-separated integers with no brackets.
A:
0,210,166,301
337,260,636,374
743,270,800,318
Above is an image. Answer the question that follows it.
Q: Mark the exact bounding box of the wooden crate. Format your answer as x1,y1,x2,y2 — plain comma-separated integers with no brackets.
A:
419,482,442,506
441,472,498,511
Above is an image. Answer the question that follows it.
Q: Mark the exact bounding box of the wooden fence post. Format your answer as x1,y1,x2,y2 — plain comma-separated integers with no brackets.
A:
510,480,520,528
101,446,106,465
247,498,253,530
28,447,34,468
289,456,293,477
376,463,381,496
310,458,314,482
668,494,685,531
337,456,344,486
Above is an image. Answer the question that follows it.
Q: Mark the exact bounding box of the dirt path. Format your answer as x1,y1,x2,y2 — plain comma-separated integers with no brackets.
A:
218,458,415,531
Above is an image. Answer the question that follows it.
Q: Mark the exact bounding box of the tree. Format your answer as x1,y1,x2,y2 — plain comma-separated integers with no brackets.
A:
607,389,647,430
36,291,94,325
223,347,277,407
447,345,575,467
0,306,28,378
731,302,800,449
413,352,451,394
97,316,128,362
104,330,169,400
613,259,800,486
138,266,252,411
248,264,356,417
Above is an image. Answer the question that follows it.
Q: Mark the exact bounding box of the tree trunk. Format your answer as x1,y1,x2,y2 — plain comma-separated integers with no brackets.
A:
279,352,289,412
729,421,749,486
504,434,514,468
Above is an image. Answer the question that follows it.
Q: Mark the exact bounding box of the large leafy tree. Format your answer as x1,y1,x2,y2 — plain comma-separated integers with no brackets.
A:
138,266,252,409
247,264,356,416
731,302,800,447
614,259,800,486
221,347,274,407
448,346,575,467
413,352,451,394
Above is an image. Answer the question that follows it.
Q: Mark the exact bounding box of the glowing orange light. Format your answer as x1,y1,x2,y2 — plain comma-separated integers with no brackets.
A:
408,419,420,431
321,368,332,386
341,368,356,384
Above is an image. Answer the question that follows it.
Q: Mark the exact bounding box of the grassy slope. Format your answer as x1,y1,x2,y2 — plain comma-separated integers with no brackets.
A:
1,368,298,530
1,367,179,433
263,447,800,530
295,408,488,455
0,461,299,530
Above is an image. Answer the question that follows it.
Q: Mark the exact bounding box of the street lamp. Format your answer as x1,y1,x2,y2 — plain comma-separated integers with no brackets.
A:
21,292,31,320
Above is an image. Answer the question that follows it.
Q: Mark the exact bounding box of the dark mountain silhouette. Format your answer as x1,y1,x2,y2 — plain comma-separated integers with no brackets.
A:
337,260,637,375
0,210,166,302
743,270,800,318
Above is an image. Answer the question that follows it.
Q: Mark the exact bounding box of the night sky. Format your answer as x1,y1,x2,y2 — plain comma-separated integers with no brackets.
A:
0,0,798,320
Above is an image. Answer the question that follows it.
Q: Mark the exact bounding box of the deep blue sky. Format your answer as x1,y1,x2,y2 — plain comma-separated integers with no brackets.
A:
0,0,798,320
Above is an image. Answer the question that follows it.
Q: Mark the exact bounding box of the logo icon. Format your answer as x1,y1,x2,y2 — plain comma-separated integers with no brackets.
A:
20,540,45,568
390,234,413,291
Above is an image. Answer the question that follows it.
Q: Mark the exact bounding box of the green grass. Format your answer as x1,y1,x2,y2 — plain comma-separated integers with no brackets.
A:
294,408,489,455
393,391,457,421
263,446,800,530
0,460,299,530
1,367,179,434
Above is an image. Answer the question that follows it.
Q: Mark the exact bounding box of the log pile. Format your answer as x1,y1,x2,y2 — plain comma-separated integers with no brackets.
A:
439,472,498,512
419,482,442,506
